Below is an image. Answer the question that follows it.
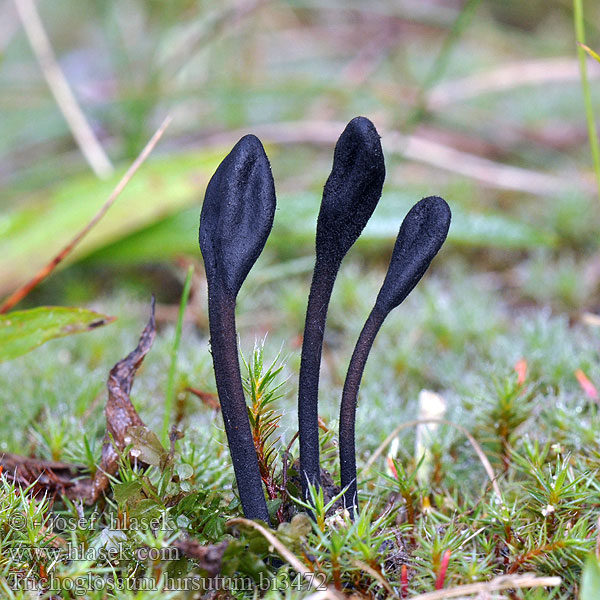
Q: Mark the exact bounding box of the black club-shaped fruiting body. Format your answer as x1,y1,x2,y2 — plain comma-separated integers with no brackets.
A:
298,116,386,499
339,196,451,515
199,134,276,523
198,119,450,523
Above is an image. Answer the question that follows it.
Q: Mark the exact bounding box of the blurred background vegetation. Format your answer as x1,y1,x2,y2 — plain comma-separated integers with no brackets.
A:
1,0,600,314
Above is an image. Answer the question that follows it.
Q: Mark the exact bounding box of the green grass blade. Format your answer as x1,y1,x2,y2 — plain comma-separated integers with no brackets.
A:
573,0,600,202
409,0,482,125
162,265,194,445
581,554,600,600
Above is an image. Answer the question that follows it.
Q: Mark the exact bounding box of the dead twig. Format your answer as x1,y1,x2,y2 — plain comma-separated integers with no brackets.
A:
427,57,600,110
351,559,397,597
408,574,560,600
227,518,323,591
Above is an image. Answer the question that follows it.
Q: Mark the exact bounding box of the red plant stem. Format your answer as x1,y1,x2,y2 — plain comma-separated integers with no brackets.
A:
435,549,452,589
400,564,408,598
250,412,286,522
506,541,565,574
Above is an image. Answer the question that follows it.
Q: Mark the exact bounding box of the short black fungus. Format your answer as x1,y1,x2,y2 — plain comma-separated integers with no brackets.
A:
297,116,386,499
338,196,451,515
199,134,276,522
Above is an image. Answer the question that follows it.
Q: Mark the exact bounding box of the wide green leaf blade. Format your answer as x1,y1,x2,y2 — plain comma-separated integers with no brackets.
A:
0,150,222,297
0,306,116,362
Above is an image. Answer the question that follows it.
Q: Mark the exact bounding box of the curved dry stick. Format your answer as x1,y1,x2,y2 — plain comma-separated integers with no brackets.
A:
407,574,560,600
199,135,276,522
351,559,396,597
298,116,385,499
339,196,451,514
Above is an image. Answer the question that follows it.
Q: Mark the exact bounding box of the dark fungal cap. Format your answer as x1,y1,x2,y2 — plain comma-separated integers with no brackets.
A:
376,196,451,312
316,116,386,265
339,116,382,155
199,134,276,297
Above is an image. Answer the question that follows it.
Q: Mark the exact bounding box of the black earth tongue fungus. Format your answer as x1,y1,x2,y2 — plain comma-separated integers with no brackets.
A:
339,196,451,516
298,116,386,501
199,134,276,523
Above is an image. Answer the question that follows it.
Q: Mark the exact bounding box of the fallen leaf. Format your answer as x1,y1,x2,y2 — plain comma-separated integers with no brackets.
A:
0,452,85,499
0,299,161,505
125,425,168,468
87,298,157,502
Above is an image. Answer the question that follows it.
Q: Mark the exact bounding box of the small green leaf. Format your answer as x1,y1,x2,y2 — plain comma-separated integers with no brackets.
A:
581,554,600,600
125,425,167,467
129,498,162,522
0,306,115,362
266,498,283,521
113,480,143,505
176,463,194,481
290,513,312,538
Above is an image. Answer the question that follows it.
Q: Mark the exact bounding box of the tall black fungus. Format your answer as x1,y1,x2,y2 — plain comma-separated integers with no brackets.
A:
298,117,386,499
198,118,450,524
339,196,451,515
199,134,276,522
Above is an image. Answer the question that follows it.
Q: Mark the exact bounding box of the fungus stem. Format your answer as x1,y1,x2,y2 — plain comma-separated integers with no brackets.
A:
338,196,451,517
207,288,270,523
297,116,386,502
199,134,276,523
339,307,386,515
298,260,338,494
